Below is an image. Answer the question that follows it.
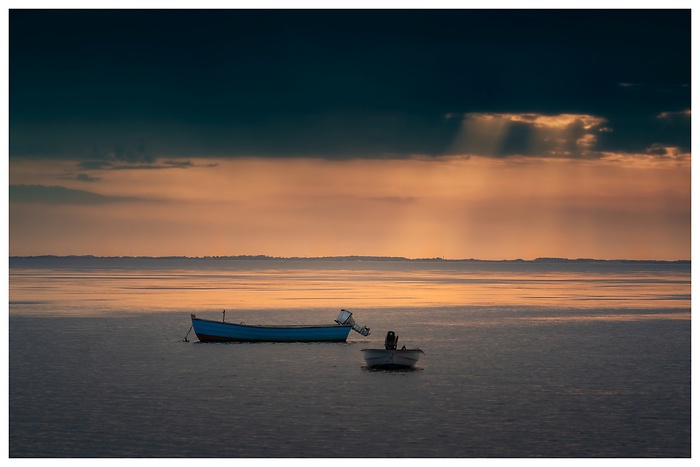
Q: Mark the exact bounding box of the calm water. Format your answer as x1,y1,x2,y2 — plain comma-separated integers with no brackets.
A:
8,258,691,457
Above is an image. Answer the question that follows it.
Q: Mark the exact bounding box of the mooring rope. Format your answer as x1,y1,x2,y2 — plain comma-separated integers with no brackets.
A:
181,325,193,342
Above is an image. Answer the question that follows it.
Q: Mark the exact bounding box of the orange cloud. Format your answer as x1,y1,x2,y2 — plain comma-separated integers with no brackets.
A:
657,109,691,119
468,113,606,131
600,146,691,167
445,112,610,157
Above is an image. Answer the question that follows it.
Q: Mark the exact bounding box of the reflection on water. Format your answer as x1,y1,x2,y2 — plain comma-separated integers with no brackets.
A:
9,260,691,317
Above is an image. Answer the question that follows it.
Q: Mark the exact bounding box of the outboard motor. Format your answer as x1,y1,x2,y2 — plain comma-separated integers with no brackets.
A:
335,309,371,336
384,331,398,350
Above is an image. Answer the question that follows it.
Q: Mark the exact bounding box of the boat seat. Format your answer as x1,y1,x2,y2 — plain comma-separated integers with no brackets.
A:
384,331,398,350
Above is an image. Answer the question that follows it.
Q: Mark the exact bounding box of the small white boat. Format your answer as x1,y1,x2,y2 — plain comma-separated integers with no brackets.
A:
361,331,424,370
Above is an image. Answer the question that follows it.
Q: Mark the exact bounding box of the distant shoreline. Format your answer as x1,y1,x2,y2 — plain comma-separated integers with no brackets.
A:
8,255,690,265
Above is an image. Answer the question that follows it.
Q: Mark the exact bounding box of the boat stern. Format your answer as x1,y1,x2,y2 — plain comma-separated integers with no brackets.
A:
335,309,370,336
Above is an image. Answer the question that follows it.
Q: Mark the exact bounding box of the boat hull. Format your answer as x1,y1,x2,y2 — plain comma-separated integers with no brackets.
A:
191,316,352,343
361,348,424,369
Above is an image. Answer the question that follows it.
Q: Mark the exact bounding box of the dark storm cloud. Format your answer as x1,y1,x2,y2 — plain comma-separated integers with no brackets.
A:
9,185,143,205
9,9,690,161
75,159,215,171
71,173,101,182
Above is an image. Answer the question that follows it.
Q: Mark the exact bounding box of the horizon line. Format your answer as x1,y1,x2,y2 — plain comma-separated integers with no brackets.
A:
8,254,691,264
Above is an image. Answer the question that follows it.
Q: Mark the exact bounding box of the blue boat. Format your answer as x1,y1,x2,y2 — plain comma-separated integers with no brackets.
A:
190,309,370,343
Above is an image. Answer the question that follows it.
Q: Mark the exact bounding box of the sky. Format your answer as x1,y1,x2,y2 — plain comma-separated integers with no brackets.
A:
6,7,693,260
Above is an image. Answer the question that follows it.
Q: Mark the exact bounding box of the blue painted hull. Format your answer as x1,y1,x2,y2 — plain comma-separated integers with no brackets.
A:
191,316,352,342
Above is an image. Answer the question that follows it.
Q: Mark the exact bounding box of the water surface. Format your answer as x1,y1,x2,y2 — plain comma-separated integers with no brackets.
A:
9,258,691,457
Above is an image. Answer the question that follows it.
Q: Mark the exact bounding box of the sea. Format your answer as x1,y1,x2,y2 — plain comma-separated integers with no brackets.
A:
7,257,692,458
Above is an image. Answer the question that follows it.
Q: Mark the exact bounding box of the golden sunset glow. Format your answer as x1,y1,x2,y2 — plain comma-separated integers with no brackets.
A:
8,265,690,316
8,152,690,260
